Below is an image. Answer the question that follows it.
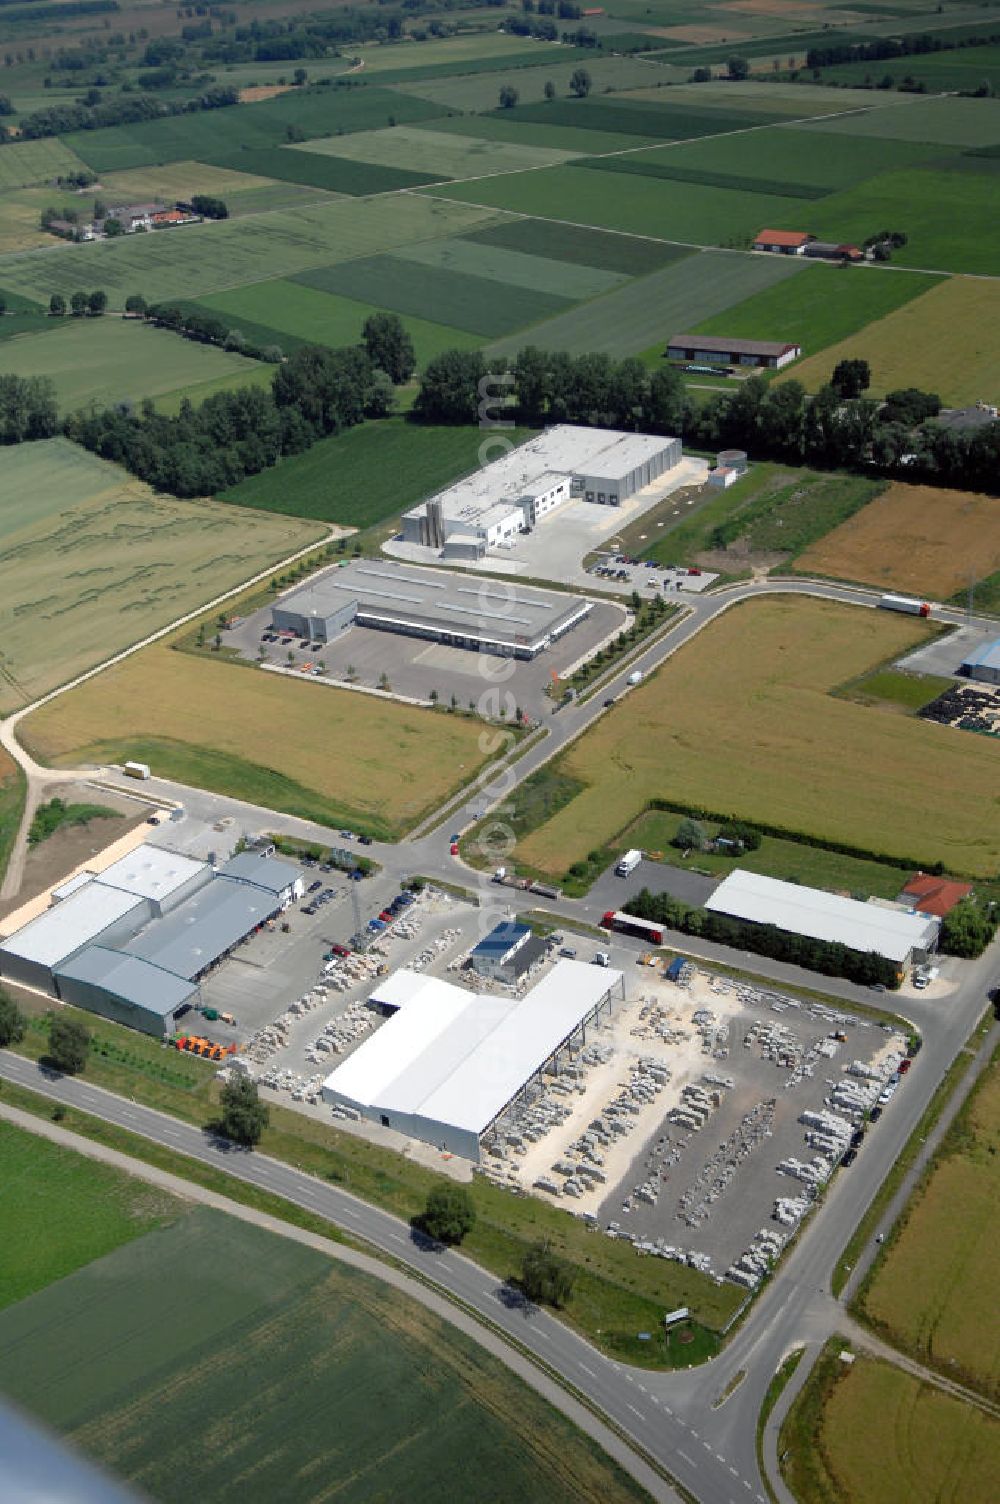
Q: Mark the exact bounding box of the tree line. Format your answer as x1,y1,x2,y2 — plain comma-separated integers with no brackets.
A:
412,346,1000,494
624,888,901,988
806,27,1000,70
0,375,59,445
0,80,238,144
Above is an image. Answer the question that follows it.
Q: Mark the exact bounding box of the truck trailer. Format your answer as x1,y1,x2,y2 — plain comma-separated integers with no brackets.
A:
123,760,151,780
615,849,643,877
878,594,931,618
601,910,665,945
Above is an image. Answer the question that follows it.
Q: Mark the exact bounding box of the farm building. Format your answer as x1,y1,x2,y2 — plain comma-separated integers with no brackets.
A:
0,845,304,1035
322,960,624,1161
401,425,682,555
898,873,973,919
469,921,547,983
271,560,591,660
959,638,1000,685
753,230,815,255
705,871,939,969
667,335,801,371
802,241,863,263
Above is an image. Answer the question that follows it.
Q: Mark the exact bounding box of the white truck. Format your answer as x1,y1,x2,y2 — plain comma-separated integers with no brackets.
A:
627,670,643,685
878,594,931,618
123,760,150,780
615,848,642,877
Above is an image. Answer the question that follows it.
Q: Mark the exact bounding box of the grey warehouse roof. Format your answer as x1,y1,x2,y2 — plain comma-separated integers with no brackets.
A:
961,638,1000,670
98,846,208,903
277,561,588,650
124,877,280,980
0,883,146,968
54,946,198,1017
669,334,798,357
219,852,302,895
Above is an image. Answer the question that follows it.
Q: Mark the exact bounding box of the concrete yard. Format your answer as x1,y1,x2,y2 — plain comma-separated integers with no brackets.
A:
896,618,1000,680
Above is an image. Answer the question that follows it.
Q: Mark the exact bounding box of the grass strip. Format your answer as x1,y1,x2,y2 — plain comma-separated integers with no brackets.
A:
757,1348,804,1504
831,1017,987,1297
777,1337,848,1504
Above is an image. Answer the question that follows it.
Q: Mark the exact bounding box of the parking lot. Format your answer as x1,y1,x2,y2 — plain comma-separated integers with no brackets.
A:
220,584,628,722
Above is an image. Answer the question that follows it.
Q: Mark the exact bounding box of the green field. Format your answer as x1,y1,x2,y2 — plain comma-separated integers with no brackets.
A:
0,1120,182,1311
197,279,482,364
221,418,538,527
839,668,954,713
422,111,656,156
780,1343,1000,1504
354,31,559,73
463,213,687,273
801,95,1000,149
0,194,499,307
398,54,682,111
813,43,1000,93
293,253,571,337
487,249,805,359
693,263,937,366
426,164,821,249
800,169,1000,276
483,95,774,140
859,1050,1000,1399
293,121,577,177
64,86,446,174
0,135,90,190
204,144,435,195
0,316,267,413
0,1205,653,1504
506,597,1000,880
396,235,629,298
0,438,322,712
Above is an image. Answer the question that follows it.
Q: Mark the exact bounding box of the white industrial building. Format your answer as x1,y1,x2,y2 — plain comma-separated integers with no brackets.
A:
322,960,624,1160
402,425,682,559
705,870,939,969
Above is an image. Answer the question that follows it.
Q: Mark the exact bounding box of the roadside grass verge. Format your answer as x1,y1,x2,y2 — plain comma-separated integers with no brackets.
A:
0,755,27,888
757,1347,804,1504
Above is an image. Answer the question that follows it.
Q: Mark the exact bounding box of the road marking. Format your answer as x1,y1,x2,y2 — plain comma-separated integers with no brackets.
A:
533,1328,551,1343
703,1441,712,1452
677,1451,696,1468
690,1429,699,1439
637,1383,647,1393
663,1405,672,1416
626,1404,645,1422
579,1363,597,1378
744,1483,752,1491
388,1233,404,1244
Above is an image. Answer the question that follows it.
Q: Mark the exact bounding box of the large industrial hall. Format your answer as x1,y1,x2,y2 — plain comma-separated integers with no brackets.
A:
322,959,625,1161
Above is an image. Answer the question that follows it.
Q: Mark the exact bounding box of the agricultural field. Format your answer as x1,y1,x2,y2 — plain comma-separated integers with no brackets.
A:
859,1051,1000,1399
463,214,686,274
353,31,552,73
0,1121,182,1312
638,79,921,117
486,248,804,360
637,464,883,570
422,111,656,156
0,438,323,713
797,483,1000,598
426,163,822,249
293,121,578,177
782,276,1000,405
293,254,571,337
0,136,90,190
694,263,937,369
799,168,1000,276
20,640,494,839
813,42,1000,94
221,419,538,528
780,1344,1000,1504
510,598,1000,879
93,159,279,206
0,187,61,255
397,55,683,111
0,1206,652,1504
397,236,629,300
801,95,1000,149
197,279,481,365
0,194,499,307
483,96,776,141
0,317,267,414
204,145,433,195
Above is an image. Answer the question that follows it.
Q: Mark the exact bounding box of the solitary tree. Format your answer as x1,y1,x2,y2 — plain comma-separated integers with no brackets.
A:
727,55,749,80
361,311,415,385
49,292,66,316
219,1076,269,1147
0,991,26,1047
830,358,871,399
422,1184,476,1245
521,1241,574,1307
124,292,147,317
673,817,705,851
498,83,519,108
48,1014,90,1075
569,67,591,97
87,288,107,316
544,79,556,99
70,290,88,316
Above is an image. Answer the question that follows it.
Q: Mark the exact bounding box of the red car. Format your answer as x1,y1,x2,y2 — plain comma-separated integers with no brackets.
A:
898,1058,912,1074
450,843,459,856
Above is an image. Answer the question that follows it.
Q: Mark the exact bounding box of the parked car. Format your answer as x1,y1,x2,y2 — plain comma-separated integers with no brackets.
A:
869,1106,883,1123
450,843,459,856
840,1148,857,1167
301,905,317,916
358,834,373,845
308,880,322,892
559,946,577,959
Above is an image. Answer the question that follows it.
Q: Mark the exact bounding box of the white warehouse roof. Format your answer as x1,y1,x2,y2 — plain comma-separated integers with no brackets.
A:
324,960,622,1143
97,846,207,903
705,870,939,962
0,884,146,969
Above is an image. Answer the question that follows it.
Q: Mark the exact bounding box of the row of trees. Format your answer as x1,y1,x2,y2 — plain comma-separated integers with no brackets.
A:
805,27,1000,71
48,289,107,316
0,375,59,445
625,887,901,988
1,80,238,143
499,66,590,107
420,1186,573,1305
68,341,394,494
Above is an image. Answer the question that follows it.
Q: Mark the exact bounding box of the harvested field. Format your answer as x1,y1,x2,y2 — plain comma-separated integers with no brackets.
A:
0,194,498,307
0,1121,182,1312
485,248,804,359
94,160,277,203
512,598,1000,878
0,1207,652,1504
21,643,493,839
293,122,577,177
860,1051,1000,1400
782,277,1000,406
782,1345,1000,1504
797,483,1000,598
0,136,89,190
0,438,323,713
0,316,267,414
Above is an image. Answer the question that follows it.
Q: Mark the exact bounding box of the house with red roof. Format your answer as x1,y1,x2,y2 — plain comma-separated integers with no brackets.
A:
753,229,815,255
898,873,973,918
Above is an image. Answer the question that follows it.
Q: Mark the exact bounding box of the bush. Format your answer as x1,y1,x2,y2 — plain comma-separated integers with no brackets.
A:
422,1184,476,1245
47,1014,90,1074
673,817,705,851
218,1075,269,1146
521,1241,574,1307
0,991,26,1047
